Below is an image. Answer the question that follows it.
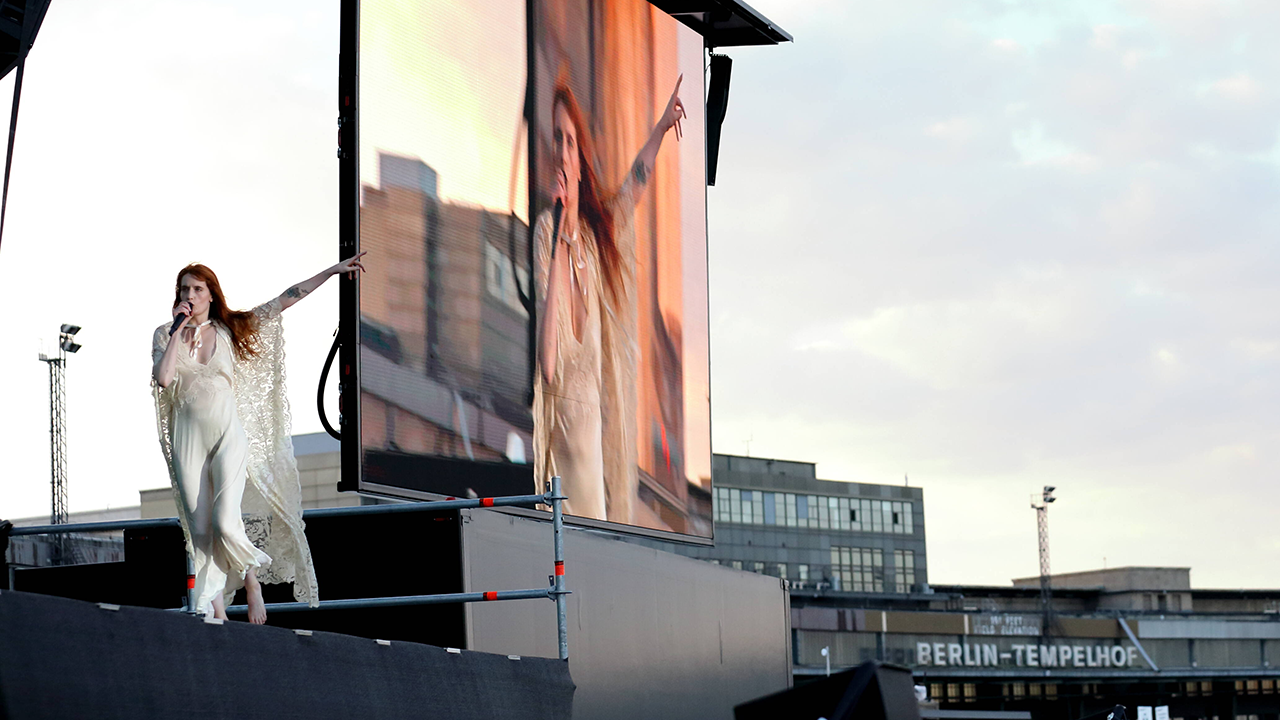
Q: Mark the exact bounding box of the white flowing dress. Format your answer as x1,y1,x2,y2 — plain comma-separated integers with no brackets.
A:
151,299,318,614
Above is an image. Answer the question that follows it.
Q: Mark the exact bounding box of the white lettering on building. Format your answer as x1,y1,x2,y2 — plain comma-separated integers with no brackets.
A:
917,642,1135,669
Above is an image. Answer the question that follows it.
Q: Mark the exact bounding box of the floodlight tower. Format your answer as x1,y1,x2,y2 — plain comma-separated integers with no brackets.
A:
37,324,81,530
1031,486,1056,637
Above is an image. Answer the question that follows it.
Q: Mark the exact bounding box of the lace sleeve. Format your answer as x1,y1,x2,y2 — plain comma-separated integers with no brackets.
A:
234,308,319,606
150,323,191,557
252,297,283,321
151,324,169,366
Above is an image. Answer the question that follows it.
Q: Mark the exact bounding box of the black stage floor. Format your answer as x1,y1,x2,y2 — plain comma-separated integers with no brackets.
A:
0,589,574,720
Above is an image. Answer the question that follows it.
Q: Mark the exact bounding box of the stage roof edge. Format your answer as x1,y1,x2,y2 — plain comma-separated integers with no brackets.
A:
0,0,53,79
652,0,793,47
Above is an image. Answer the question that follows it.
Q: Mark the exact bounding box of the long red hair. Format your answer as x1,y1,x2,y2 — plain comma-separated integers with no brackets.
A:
172,263,260,361
553,82,623,305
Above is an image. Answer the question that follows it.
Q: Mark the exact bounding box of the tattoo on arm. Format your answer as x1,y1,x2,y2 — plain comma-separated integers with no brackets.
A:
285,286,308,299
631,159,648,186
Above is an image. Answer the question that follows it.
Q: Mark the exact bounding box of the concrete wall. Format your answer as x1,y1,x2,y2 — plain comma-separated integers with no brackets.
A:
1012,567,1191,592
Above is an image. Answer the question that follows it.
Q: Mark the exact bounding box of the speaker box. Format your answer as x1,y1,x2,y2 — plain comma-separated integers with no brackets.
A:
734,661,921,720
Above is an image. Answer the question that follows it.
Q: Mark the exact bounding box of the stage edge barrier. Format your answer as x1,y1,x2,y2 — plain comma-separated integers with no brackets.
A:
5,476,573,660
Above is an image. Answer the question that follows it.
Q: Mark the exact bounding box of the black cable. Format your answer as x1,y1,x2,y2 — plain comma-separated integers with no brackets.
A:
0,25,29,256
318,329,341,440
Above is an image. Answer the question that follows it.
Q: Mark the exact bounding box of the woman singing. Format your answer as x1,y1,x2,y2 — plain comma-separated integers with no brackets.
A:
533,75,685,523
151,254,365,621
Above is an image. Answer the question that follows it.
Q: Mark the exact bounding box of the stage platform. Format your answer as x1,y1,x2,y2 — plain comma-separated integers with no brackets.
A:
0,589,575,720
3,505,791,720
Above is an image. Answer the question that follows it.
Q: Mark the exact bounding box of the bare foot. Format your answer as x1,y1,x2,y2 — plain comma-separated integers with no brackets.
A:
245,569,267,625
211,595,229,622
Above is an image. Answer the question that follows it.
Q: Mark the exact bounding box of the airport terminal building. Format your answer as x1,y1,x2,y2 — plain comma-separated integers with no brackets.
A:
650,454,1280,720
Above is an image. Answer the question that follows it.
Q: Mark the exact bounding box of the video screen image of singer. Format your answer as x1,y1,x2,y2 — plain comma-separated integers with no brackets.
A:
355,0,712,539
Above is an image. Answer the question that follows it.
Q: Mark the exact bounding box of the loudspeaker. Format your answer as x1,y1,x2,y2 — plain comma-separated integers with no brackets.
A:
734,661,921,720
706,53,732,186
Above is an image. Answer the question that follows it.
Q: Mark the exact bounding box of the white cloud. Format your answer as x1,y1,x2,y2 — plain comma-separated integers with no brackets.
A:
713,0,1280,587
1210,73,1261,102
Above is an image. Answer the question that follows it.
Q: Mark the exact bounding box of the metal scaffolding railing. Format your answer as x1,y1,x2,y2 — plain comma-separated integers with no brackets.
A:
6,476,572,660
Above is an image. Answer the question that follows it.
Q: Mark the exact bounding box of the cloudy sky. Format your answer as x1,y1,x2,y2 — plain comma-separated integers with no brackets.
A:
2,0,1278,589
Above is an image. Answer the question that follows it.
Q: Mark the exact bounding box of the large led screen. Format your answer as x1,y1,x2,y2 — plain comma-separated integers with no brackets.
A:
351,0,712,538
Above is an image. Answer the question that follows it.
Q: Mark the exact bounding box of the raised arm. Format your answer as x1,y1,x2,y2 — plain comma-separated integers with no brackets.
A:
276,252,367,312
619,75,686,212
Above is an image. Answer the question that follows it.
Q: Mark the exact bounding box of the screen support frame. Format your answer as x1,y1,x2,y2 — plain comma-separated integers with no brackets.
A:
337,0,361,493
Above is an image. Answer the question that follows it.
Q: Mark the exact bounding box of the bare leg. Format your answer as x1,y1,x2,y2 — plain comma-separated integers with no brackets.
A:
245,567,267,625
211,593,229,621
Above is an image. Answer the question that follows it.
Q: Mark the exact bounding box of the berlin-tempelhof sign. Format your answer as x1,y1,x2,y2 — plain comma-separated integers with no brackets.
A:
917,642,1143,669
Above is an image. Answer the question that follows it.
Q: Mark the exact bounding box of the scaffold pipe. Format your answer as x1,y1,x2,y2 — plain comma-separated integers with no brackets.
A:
550,475,568,661
225,587,553,615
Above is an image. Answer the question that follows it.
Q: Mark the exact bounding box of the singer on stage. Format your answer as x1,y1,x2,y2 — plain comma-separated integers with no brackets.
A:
533,75,685,523
151,255,365,621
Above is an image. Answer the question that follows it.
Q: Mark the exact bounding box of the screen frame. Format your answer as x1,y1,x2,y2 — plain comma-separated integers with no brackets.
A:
337,0,714,546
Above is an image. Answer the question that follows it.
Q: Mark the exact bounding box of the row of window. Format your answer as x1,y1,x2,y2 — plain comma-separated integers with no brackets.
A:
928,682,1060,703
713,487,915,535
708,548,916,594
1236,680,1279,695
924,681,1276,705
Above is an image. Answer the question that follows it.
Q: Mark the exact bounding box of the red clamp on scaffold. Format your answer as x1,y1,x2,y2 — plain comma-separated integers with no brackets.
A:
483,591,498,601
554,560,565,576
480,498,495,507
187,575,196,590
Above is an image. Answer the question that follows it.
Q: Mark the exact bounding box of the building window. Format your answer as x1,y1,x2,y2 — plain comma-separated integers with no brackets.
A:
712,487,919,536
730,560,743,570
798,564,809,582
963,684,977,703
893,550,915,593
830,546,883,592
775,563,788,579
1029,684,1041,697
752,561,765,574
484,243,530,316
1045,684,1057,699
931,684,944,703
1012,683,1025,698
946,683,959,700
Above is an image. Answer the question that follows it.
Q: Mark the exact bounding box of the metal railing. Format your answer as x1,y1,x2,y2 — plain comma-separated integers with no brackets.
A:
5,476,572,660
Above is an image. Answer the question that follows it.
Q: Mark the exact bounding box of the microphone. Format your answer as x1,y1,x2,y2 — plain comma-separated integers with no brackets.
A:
550,198,564,260
169,311,189,336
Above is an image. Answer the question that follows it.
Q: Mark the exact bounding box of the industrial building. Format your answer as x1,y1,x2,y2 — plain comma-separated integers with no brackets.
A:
642,453,1280,720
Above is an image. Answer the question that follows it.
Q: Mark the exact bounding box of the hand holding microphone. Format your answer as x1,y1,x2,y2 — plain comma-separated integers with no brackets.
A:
170,301,193,336
550,169,567,260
